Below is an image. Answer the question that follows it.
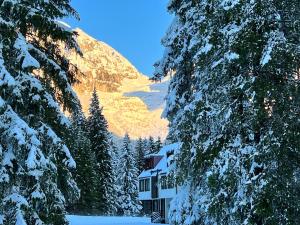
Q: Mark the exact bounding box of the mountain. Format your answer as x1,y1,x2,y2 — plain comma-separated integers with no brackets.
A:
66,28,169,139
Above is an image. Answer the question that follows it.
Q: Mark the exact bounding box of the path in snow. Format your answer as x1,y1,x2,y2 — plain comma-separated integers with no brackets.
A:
67,215,165,225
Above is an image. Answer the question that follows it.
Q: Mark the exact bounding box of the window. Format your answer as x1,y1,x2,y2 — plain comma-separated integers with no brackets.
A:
139,178,150,192
167,177,174,189
139,180,144,192
160,175,168,189
145,178,150,191
160,175,174,189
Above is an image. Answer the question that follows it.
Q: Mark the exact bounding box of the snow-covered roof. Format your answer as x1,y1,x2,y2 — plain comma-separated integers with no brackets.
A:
139,142,181,178
144,153,162,158
159,142,181,155
144,142,181,158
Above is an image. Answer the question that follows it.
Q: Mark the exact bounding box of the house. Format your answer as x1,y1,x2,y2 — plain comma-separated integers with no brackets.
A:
138,143,181,224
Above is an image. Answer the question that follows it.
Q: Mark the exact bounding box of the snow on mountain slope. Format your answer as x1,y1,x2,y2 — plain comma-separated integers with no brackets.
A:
66,29,169,139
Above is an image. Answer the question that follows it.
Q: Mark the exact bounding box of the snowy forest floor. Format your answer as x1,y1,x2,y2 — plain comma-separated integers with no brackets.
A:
67,215,165,225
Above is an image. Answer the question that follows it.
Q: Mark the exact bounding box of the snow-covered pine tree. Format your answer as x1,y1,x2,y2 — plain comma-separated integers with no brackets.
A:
87,89,115,215
0,1,81,224
142,138,149,155
119,134,141,216
155,0,300,224
68,105,98,214
147,136,156,154
155,137,163,153
135,137,145,174
107,136,122,215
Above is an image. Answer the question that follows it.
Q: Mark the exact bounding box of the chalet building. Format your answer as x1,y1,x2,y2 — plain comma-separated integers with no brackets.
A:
138,143,180,224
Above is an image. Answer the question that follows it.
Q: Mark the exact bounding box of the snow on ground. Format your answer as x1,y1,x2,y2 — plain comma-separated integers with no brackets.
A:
67,215,165,225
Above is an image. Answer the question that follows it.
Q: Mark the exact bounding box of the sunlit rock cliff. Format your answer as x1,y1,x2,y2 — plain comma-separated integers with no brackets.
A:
66,28,169,139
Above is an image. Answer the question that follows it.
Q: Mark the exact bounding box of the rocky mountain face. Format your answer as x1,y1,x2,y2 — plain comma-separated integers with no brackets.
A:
66,28,169,139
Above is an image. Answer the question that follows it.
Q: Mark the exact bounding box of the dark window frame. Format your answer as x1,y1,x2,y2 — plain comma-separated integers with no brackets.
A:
139,178,150,192
160,175,168,189
160,174,174,190
145,178,150,191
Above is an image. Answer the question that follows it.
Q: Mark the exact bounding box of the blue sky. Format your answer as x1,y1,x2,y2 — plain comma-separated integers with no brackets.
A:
66,0,172,76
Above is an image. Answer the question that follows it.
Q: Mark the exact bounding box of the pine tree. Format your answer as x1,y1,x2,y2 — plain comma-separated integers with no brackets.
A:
155,0,300,224
0,1,81,224
147,136,156,154
119,134,141,216
135,137,145,173
108,137,122,215
68,105,98,214
155,137,163,153
87,89,115,215
142,138,149,155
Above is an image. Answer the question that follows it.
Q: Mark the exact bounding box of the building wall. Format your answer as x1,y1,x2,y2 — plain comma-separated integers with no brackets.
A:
139,175,176,223
139,176,176,200
159,188,176,199
139,190,151,200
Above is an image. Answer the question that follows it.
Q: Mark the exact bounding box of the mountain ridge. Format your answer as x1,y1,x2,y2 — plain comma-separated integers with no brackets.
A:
66,28,169,139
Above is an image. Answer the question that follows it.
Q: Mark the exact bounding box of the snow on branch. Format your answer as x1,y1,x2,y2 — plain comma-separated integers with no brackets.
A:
38,124,76,169
27,43,79,102
0,43,16,87
14,33,40,69
261,31,286,66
